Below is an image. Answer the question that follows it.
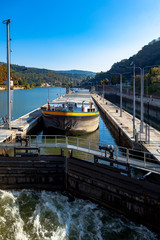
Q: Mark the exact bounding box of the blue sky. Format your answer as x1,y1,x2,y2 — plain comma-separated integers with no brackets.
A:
1,0,160,72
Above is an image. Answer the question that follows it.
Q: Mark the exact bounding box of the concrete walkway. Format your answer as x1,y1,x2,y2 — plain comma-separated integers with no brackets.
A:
0,107,42,143
92,94,160,162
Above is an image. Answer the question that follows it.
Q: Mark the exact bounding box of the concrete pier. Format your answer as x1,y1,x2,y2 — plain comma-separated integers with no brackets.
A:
92,94,160,162
0,107,42,143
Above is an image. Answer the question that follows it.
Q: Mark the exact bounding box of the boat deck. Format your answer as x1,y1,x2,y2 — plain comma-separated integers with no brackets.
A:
51,91,93,105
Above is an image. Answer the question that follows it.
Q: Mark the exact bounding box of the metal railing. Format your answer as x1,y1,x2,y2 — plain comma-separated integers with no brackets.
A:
0,135,160,173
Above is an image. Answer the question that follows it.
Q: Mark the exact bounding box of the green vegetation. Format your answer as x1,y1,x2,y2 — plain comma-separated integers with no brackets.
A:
0,65,7,85
55,70,95,81
81,38,160,97
0,63,94,89
134,67,160,96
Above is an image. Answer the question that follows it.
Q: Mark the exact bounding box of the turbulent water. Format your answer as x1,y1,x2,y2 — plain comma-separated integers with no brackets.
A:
0,190,158,240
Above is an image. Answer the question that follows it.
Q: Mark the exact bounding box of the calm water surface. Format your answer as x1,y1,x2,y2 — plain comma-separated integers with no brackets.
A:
0,87,115,145
0,88,158,240
0,87,65,121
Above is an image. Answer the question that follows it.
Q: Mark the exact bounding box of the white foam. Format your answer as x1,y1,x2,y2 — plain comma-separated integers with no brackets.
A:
0,190,158,240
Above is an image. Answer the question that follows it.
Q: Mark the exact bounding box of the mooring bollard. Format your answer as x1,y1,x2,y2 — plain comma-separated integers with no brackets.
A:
68,150,72,158
99,145,114,159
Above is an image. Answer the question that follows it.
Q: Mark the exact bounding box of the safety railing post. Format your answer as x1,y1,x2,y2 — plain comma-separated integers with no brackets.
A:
66,136,68,148
148,125,150,144
126,149,129,164
55,135,57,147
36,135,38,147
144,152,146,168
29,135,31,146
145,123,147,143
88,141,90,153
77,138,79,149
116,146,118,160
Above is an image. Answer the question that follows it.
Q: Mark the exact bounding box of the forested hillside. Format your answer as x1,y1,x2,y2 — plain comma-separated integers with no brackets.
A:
55,70,96,80
0,63,91,87
0,65,7,85
110,38,160,71
82,38,160,96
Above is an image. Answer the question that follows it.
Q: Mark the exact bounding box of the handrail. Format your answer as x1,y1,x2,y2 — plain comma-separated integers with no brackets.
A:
0,134,160,173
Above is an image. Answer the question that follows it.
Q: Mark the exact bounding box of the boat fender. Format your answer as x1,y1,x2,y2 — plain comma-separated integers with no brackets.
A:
82,100,85,112
90,102,93,109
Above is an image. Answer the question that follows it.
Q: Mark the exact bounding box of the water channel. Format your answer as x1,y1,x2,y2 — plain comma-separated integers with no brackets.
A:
0,87,158,240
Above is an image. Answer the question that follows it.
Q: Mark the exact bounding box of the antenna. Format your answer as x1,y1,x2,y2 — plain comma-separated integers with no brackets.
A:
48,87,50,103
2,19,11,129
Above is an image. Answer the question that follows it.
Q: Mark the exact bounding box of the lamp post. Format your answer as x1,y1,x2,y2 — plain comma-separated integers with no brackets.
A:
141,65,159,142
108,73,123,117
133,64,136,137
119,65,137,137
120,66,143,135
2,19,11,130
131,65,143,134
140,65,159,133
103,81,104,102
119,64,159,141
120,74,122,117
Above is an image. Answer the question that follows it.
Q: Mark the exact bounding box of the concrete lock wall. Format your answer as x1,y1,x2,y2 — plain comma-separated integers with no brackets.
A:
0,154,159,234
104,93,160,130
66,157,160,234
0,155,66,191
93,95,137,148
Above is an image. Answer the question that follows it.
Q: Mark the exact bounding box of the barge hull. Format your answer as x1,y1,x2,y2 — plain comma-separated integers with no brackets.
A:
42,114,99,135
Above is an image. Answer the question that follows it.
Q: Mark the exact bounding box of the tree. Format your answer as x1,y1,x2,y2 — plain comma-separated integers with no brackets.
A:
86,76,91,82
111,76,119,85
18,78,23,85
104,78,109,85
0,65,7,84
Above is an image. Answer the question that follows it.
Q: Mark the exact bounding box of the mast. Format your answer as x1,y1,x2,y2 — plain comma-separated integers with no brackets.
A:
3,19,11,129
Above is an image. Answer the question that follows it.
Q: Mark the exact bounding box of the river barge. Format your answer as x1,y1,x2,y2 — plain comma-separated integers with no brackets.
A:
41,90,99,135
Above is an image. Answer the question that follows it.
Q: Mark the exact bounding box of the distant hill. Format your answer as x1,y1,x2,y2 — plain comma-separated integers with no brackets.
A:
84,38,160,85
55,70,95,76
82,38,160,96
0,63,92,86
109,38,160,72
54,70,96,81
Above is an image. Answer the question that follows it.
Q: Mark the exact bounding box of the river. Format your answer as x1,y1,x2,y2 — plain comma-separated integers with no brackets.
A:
0,87,116,145
0,87,159,240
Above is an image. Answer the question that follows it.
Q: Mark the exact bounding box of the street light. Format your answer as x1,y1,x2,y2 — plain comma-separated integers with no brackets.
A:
119,64,138,137
2,19,11,129
107,72,123,117
141,65,159,142
119,64,159,141
102,81,104,102
120,65,146,136
140,65,159,133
